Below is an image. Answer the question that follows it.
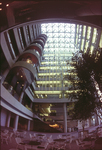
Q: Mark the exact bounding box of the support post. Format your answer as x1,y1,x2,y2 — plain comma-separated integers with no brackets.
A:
14,115,19,131
6,112,11,127
63,103,67,133
27,120,30,131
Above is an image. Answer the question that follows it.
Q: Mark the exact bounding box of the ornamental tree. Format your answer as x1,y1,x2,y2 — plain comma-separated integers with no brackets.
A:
65,48,102,120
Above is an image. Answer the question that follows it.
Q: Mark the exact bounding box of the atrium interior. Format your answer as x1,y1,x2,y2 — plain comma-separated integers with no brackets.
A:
0,0,102,134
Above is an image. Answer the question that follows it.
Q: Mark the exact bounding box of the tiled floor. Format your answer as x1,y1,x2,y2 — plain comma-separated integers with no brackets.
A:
1,138,79,150
1,125,102,150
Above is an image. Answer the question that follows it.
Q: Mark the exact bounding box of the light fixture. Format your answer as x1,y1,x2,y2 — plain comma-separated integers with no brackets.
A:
6,4,9,7
0,8,2,10
41,94,43,98
0,3,2,5
27,59,30,63
17,82,19,84
21,75,23,77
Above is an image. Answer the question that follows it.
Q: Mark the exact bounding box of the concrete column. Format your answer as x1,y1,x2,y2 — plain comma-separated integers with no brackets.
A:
23,26,30,46
95,29,101,48
32,81,36,90
30,102,33,109
13,28,23,53
1,32,14,67
89,117,92,127
98,116,101,125
29,25,34,42
95,113,99,126
1,69,9,84
19,82,27,103
19,92,24,103
63,103,67,133
27,120,30,131
14,115,19,131
6,112,11,127
6,6,15,27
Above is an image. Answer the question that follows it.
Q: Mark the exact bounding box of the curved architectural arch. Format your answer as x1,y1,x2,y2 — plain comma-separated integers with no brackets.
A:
33,39,45,49
18,50,41,65
12,61,38,80
26,43,43,56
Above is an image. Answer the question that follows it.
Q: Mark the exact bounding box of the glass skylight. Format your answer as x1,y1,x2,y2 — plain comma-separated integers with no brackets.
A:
41,23,76,54
34,23,77,93
34,23,101,99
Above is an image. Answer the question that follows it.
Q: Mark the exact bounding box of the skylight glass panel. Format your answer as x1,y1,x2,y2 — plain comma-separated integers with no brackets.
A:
39,23,77,92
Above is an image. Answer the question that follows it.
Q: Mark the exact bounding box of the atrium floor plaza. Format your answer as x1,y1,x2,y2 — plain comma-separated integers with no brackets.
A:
1,124,102,150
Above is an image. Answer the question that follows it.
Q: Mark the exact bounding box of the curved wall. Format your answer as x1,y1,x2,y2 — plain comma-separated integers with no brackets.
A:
0,20,47,131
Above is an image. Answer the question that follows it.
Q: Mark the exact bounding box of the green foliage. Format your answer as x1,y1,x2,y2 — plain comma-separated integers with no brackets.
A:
65,48,102,120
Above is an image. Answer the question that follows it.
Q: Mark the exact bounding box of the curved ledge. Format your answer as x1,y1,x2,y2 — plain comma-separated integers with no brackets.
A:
26,43,43,56
37,37,46,44
20,50,41,65
37,35,47,44
1,18,101,34
33,39,44,49
12,61,38,80
1,85,33,120
33,98,77,103
39,34,47,39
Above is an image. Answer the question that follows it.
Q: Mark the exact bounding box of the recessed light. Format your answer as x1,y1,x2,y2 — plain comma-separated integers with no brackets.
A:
6,4,9,7
0,3,2,5
0,8,2,11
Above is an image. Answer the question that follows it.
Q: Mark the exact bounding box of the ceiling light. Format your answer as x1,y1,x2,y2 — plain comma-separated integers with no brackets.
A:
41,94,43,98
27,59,30,63
48,107,51,113
0,8,2,10
6,4,9,7
0,3,2,5
21,75,23,77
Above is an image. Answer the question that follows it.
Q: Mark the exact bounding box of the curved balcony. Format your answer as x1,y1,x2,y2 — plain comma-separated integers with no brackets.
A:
33,39,45,49
39,34,47,40
37,37,46,44
37,35,47,44
26,43,43,56
18,50,41,66
12,61,38,81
